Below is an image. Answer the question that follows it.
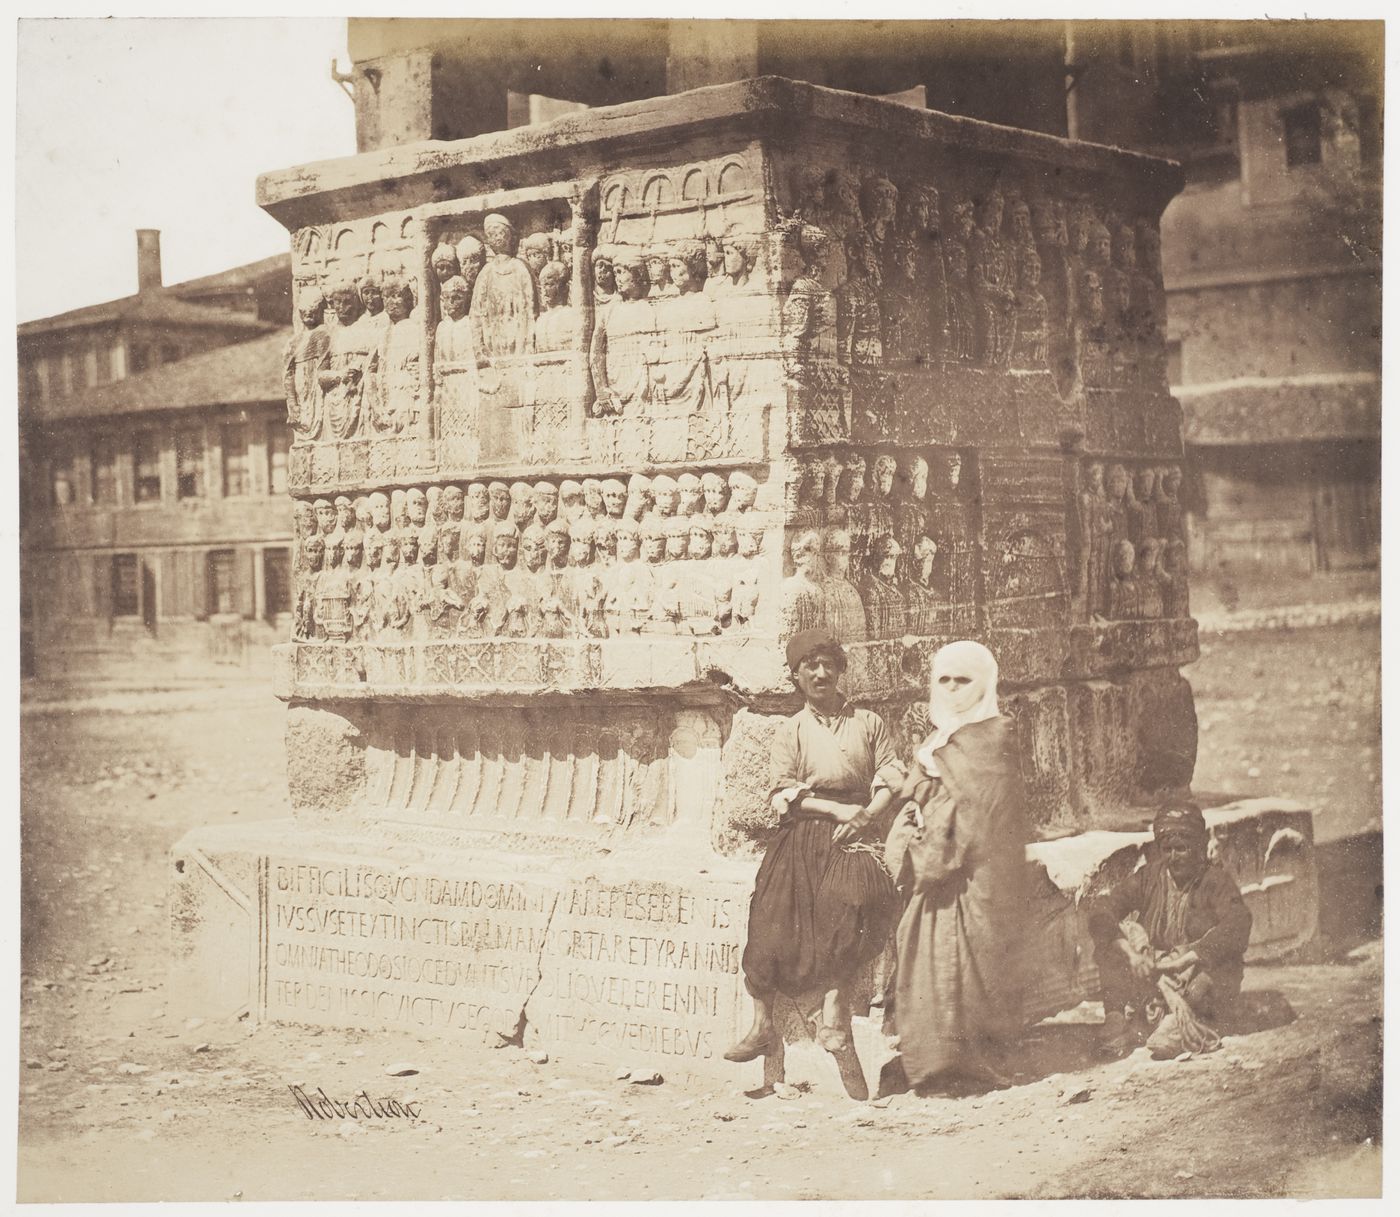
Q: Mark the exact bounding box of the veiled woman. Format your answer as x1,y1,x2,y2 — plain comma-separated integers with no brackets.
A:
886,640,1031,1093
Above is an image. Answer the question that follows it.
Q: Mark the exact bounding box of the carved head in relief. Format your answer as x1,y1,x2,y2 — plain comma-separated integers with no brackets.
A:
521,522,547,572
1020,247,1043,291
701,471,728,515
510,481,536,529
465,526,489,566
492,520,520,568
325,533,344,569
789,528,824,575
520,232,553,277
791,163,828,220
327,281,363,327
946,451,963,492
1033,196,1068,250
431,241,461,283
353,497,373,532
845,230,880,286
645,246,672,293
713,519,737,557
826,168,860,229
539,262,569,309
582,478,605,518
1114,223,1137,271
405,488,428,528
859,175,899,230
529,481,558,526
381,533,400,568
1112,538,1137,581
297,288,326,329
1136,220,1162,274
945,239,969,284
383,278,415,322
428,484,445,523
823,528,854,579
906,184,941,234
399,530,420,565
724,230,757,280
688,517,714,560
595,517,619,562
293,501,316,539
1085,462,1106,496
440,276,470,321
314,499,336,535
651,474,678,518
591,246,617,297
366,491,391,532
334,496,354,533
728,471,758,514
304,534,325,572
1090,218,1113,269
456,235,486,287
357,275,384,317
1007,196,1033,246
464,483,489,523
1135,468,1157,503
674,472,701,516
705,237,725,280
625,474,652,521
418,526,438,567
905,455,930,502
441,484,465,522
568,517,595,567
976,188,1005,237
664,516,690,561
799,454,828,507
1106,464,1130,501
839,453,867,504
1162,466,1182,499
545,517,571,565
616,518,641,562
558,479,584,519
602,478,627,519
737,521,762,558
483,214,518,258
488,481,511,521
438,526,459,562
796,224,836,289
668,240,707,293
1163,538,1186,577
613,252,648,302
641,520,666,564
364,530,383,570
1068,201,1094,255
873,454,898,499
914,535,938,584
872,536,902,581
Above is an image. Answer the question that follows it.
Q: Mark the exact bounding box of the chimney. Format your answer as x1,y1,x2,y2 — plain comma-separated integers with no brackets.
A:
136,229,162,293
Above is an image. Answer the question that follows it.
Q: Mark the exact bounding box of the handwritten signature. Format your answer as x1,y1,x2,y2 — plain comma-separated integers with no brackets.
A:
289,1084,423,1121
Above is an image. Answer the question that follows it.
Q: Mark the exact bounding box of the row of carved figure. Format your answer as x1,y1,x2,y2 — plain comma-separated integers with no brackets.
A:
780,168,1165,384
1076,463,1189,621
293,511,768,644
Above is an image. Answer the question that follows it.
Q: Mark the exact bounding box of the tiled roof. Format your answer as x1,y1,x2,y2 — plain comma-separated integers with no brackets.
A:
35,329,290,423
18,291,276,338
1178,372,1381,445
169,253,290,296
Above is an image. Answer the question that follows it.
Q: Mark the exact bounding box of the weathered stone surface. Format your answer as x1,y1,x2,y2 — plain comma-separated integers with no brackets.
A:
285,705,368,822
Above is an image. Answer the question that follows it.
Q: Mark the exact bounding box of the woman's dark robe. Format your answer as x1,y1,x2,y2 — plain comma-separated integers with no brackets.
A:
889,715,1031,1083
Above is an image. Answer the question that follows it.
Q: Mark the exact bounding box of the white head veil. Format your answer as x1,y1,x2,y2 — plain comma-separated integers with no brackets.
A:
916,639,1001,775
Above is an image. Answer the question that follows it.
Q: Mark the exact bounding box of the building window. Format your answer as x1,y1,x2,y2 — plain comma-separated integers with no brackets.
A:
92,436,118,504
129,344,151,374
22,360,44,402
84,346,100,388
161,344,182,364
112,554,140,617
1282,101,1323,167
176,426,205,499
221,423,249,496
266,421,290,496
62,351,80,396
50,445,77,506
134,430,162,502
1357,94,1380,167
206,549,238,615
263,547,292,617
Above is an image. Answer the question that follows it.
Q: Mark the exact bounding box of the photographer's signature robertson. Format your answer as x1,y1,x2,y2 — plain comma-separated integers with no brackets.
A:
289,1085,423,1122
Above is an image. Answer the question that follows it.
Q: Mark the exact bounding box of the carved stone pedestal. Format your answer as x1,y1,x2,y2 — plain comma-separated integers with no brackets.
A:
170,78,1305,1082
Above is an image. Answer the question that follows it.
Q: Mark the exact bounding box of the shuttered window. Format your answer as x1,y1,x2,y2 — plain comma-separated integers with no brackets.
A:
222,424,249,497
207,549,238,615
134,431,162,502
176,427,205,499
112,554,140,617
263,547,292,616
266,421,290,496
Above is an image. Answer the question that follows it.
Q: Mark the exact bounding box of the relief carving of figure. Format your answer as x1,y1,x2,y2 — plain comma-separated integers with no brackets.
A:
859,535,906,640
557,479,584,523
927,451,974,611
652,240,719,440
604,518,643,635
859,175,900,277
780,528,827,638
1109,538,1140,620
1011,247,1050,369
820,527,869,642
893,454,930,570
317,281,374,440
833,452,870,570
284,289,329,439
727,470,758,516
645,246,674,300
315,534,353,643
780,223,840,382
532,261,575,353
509,480,536,533
592,246,618,307
334,495,355,538
701,471,728,517
969,188,1017,368
294,534,323,641
1156,465,1185,548
1130,468,1162,589
703,237,726,300
676,472,703,517
582,478,606,520
867,452,899,569
710,519,739,630
430,240,461,286
473,214,535,357
905,535,940,635
1160,539,1190,620
459,527,491,638
594,517,619,569
900,183,948,362
790,454,827,532
647,474,678,528
731,520,763,629
943,202,976,364
456,236,487,311
624,473,652,523
372,278,422,435
679,517,723,636
589,250,654,417
314,498,336,538
1076,462,1113,620
434,276,478,364
518,232,553,305
352,531,380,639
566,518,607,637
1103,463,1132,615
842,230,884,367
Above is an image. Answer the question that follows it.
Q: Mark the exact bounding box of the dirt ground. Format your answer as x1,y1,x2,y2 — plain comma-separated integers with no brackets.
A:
16,622,1383,1201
